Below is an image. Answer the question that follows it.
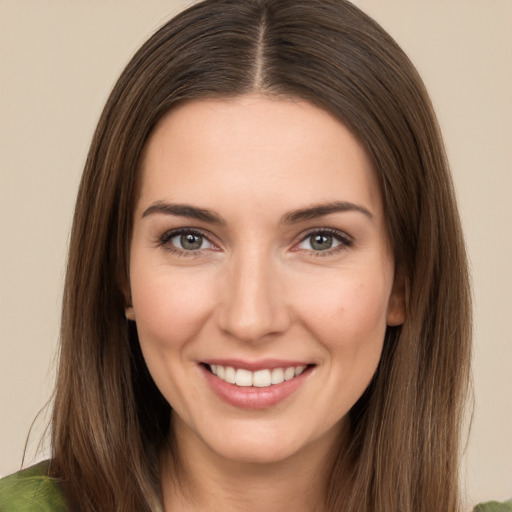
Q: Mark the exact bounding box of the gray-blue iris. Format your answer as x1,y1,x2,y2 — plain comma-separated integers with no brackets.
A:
311,234,333,251
181,233,203,250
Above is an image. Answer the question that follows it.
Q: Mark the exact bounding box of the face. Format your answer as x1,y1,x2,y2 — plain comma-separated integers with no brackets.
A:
128,95,404,465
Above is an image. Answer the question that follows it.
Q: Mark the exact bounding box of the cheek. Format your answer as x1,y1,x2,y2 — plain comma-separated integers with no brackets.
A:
297,275,390,419
129,266,218,411
130,267,215,349
296,272,391,343
292,270,390,399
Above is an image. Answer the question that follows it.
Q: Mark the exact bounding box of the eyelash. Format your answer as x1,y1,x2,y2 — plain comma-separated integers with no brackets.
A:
296,228,353,257
157,227,353,257
157,228,214,258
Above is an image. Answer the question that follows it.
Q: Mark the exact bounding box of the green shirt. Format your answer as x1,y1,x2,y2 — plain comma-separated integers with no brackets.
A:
0,462,67,512
475,502,512,512
1,461,511,511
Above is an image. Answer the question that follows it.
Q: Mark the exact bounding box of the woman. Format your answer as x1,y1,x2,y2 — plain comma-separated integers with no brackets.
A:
0,0,508,511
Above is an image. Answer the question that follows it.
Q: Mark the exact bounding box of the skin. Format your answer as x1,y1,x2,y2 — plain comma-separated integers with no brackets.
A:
127,95,405,511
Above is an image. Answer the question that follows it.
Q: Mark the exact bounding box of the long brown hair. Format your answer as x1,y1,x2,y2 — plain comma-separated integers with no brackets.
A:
50,1,472,510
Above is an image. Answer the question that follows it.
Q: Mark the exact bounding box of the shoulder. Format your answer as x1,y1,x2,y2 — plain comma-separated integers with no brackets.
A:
0,461,68,512
474,500,512,512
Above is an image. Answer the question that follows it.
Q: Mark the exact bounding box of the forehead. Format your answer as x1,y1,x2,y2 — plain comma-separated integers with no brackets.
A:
137,95,383,221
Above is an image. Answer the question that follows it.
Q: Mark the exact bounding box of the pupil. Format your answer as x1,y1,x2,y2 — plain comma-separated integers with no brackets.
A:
181,233,202,250
311,234,332,251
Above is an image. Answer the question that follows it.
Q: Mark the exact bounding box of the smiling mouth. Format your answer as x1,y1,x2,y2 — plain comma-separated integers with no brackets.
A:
204,363,312,388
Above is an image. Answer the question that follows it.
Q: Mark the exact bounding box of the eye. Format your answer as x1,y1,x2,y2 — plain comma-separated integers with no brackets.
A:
296,229,352,254
160,229,215,252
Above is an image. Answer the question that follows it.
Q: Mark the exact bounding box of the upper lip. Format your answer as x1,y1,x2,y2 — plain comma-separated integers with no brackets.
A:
201,358,313,371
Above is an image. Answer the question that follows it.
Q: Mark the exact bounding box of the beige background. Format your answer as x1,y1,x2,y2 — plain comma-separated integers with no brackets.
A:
0,0,511,508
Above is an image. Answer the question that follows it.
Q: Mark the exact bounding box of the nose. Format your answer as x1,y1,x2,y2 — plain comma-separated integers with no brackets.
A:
216,248,291,343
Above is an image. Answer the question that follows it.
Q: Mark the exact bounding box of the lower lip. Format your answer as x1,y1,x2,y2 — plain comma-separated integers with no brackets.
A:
201,365,312,409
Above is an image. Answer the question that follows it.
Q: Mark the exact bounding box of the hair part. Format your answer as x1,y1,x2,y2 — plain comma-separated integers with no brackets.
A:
50,1,472,511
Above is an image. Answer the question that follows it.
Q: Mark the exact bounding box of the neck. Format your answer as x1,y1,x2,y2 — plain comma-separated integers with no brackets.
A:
160,416,349,512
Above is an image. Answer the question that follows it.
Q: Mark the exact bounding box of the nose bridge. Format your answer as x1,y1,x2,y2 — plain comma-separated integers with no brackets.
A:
217,245,289,342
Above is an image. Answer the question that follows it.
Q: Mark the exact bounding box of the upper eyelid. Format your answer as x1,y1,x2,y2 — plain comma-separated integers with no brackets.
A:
160,227,215,242
297,227,353,243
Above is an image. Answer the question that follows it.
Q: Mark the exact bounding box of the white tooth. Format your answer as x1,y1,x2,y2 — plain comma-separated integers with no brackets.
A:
271,368,285,385
295,365,306,376
235,368,253,387
253,369,272,387
284,367,295,380
210,364,217,375
216,365,225,380
225,366,236,384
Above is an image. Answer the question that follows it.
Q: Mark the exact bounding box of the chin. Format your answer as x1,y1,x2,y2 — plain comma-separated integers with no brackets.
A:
215,440,300,465
198,424,307,465
206,418,341,467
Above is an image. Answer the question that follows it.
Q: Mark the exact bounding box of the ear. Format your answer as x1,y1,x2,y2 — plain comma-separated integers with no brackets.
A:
119,270,135,321
387,270,406,326
125,306,136,321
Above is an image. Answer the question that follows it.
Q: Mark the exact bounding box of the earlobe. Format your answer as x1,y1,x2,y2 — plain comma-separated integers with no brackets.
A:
387,272,406,326
119,272,135,321
387,301,405,326
125,306,136,321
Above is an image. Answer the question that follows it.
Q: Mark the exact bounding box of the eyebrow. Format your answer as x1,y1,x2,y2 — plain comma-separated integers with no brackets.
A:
141,200,373,224
281,201,374,224
142,201,225,224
